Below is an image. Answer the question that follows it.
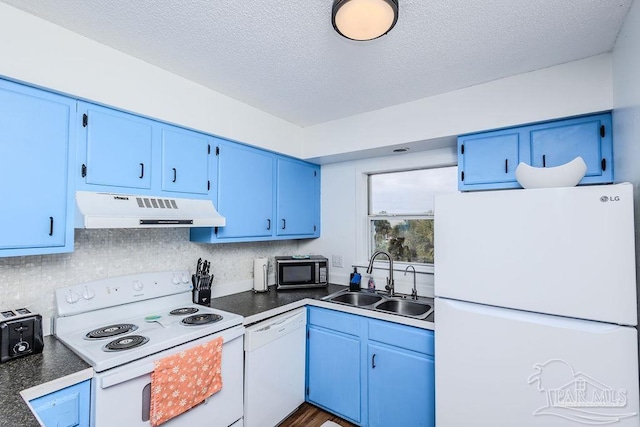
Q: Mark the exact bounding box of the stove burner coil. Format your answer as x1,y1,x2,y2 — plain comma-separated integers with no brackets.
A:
104,335,149,352
85,324,138,340
169,307,199,316
181,313,223,326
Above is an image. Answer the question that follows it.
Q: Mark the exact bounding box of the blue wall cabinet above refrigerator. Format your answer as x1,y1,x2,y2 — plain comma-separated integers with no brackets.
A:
306,307,435,427
30,380,91,427
458,112,613,191
276,158,320,237
160,125,211,195
77,101,154,190
0,79,76,256
458,129,522,189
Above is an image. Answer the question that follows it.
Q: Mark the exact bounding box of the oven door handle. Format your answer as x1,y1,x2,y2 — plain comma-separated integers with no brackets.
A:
101,363,155,389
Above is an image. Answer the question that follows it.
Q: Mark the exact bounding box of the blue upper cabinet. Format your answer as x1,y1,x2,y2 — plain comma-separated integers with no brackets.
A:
458,112,613,191
78,101,154,190
458,129,523,190
213,140,274,240
276,158,320,237
160,125,211,195
191,139,320,244
0,79,76,256
527,113,613,184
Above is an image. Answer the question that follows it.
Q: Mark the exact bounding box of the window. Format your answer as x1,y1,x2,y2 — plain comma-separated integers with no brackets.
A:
368,166,457,265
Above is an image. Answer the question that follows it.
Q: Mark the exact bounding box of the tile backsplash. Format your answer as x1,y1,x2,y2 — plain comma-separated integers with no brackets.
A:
0,229,300,322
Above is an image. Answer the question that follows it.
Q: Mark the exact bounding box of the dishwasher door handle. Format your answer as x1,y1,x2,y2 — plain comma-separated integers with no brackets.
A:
254,312,304,333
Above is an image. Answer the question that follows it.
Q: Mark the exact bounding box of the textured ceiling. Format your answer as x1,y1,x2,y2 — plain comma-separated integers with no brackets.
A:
1,0,632,127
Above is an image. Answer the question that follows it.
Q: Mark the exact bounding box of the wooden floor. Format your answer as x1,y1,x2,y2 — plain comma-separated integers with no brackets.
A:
279,403,358,427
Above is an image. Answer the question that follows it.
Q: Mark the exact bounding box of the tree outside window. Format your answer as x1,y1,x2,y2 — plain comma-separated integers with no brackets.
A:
369,166,457,265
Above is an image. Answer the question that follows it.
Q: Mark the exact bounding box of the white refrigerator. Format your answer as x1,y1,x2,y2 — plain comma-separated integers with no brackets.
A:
434,182,640,426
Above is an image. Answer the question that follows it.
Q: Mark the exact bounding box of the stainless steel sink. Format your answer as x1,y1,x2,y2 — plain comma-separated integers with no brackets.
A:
329,292,383,307
323,289,434,320
374,299,432,317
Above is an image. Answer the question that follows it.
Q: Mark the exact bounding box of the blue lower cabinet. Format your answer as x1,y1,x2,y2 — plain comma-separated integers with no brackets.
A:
306,307,435,426
367,343,434,427
307,326,362,423
30,380,90,427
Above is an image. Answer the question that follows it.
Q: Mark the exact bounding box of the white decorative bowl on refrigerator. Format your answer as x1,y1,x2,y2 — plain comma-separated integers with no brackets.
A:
515,156,587,189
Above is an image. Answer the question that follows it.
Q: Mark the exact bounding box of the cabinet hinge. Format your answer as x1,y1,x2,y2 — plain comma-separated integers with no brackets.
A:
314,170,317,177
82,113,88,127
460,144,464,154
313,225,317,232
81,164,87,178
307,330,309,339
600,125,605,138
306,387,309,396
216,146,220,156
601,158,607,171
207,180,211,191
208,144,211,155
461,171,465,181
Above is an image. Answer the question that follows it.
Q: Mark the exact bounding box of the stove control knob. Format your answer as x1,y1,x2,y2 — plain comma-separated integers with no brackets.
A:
132,281,144,291
66,291,79,304
82,287,96,300
181,274,189,284
172,275,181,285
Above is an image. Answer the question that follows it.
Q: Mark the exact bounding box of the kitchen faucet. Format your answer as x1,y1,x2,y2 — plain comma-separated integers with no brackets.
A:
367,251,394,296
404,265,417,300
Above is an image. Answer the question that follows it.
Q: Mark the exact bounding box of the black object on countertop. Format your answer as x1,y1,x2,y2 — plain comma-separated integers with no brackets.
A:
193,258,214,306
349,267,361,292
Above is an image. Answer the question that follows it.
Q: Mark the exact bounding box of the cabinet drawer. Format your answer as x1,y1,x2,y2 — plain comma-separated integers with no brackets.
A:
368,319,434,355
308,307,360,336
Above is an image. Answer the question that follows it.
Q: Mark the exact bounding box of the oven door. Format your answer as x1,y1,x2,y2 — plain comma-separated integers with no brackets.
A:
92,326,244,427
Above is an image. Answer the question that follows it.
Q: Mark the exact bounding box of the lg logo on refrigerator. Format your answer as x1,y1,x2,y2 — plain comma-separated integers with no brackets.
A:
600,196,621,202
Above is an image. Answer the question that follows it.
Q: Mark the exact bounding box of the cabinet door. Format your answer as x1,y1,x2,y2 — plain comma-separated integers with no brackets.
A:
528,113,613,184
215,141,274,239
80,102,153,189
30,380,91,427
307,326,361,423
0,80,73,252
276,158,320,237
458,129,522,190
368,343,435,427
161,126,210,195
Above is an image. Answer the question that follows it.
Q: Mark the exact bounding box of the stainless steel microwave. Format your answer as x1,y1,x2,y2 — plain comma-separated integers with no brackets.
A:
275,256,328,289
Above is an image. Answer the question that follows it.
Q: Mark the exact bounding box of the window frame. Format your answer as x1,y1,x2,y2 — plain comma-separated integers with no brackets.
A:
354,158,457,275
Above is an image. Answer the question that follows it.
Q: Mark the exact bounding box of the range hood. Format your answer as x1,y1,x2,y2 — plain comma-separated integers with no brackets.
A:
75,191,226,229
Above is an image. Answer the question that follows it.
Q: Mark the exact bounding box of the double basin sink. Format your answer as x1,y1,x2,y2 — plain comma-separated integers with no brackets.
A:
322,289,434,320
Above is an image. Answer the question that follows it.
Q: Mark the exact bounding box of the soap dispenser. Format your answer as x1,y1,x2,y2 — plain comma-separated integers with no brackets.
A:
349,267,361,292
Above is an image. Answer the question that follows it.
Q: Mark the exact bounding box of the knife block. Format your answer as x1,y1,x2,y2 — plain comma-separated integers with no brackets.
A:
192,288,211,306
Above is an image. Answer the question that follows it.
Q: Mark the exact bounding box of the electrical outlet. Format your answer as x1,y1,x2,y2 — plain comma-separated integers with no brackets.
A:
332,255,343,268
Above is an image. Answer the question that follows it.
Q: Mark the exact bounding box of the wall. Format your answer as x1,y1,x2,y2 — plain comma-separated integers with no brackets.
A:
0,229,299,333
0,3,303,158
612,0,640,308
303,54,613,161
300,146,457,298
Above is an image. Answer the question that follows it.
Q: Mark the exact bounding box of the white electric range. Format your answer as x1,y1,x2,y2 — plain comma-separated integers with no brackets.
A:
54,271,244,427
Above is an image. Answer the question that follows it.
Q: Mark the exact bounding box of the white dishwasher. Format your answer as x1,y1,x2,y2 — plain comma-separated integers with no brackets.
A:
244,307,307,427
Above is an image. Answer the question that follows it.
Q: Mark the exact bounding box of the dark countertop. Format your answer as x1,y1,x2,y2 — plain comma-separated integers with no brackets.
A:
210,284,346,321
210,284,435,327
0,335,92,427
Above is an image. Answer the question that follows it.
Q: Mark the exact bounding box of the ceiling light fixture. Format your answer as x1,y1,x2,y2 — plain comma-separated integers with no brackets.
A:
332,0,399,41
